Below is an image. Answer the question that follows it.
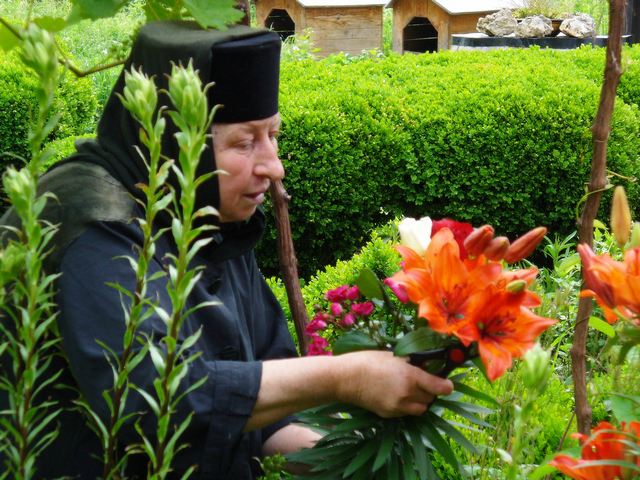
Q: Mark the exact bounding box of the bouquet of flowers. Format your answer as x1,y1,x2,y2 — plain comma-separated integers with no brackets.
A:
290,217,556,479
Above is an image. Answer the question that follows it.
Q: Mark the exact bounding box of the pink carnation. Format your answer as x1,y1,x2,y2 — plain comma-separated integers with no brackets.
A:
307,334,332,356
340,313,356,327
383,278,409,303
346,286,360,301
351,301,374,317
305,317,327,334
326,285,349,302
330,302,343,316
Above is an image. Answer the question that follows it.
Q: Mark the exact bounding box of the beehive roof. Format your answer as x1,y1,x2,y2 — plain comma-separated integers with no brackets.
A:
431,0,519,14
297,0,387,6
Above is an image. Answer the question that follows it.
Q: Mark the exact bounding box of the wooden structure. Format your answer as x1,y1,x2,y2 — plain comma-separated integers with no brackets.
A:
389,0,517,53
255,0,388,56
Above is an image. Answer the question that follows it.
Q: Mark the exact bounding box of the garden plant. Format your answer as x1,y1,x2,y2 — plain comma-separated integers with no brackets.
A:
0,0,638,479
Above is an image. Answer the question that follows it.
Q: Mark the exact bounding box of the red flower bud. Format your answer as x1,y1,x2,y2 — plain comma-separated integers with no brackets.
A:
504,227,547,263
484,236,510,261
463,224,495,258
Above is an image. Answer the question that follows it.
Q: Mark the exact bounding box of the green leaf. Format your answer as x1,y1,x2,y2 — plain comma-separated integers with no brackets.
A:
372,433,395,472
332,330,379,355
419,420,460,471
355,268,385,300
407,428,430,479
452,380,499,407
588,316,615,338
394,328,432,356
0,22,20,52
34,16,68,32
183,0,244,30
609,394,640,423
68,0,128,23
342,439,377,477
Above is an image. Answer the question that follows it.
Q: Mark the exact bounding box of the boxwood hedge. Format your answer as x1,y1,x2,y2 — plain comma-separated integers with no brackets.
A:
0,51,96,172
256,45,640,279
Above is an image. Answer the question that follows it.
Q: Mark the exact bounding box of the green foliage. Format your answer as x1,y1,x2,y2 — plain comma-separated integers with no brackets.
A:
257,45,640,279
0,51,96,171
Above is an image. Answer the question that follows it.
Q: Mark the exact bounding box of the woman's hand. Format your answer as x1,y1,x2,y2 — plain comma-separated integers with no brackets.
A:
335,350,454,417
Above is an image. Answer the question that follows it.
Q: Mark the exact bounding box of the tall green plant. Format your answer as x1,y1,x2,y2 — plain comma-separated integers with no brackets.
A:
0,24,62,479
134,61,218,479
73,67,172,479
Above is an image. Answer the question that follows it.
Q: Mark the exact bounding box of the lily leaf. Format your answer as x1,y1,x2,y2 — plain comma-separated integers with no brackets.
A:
183,0,244,30
332,330,379,355
588,316,615,338
342,438,377,477
355,268,385,300
394,327,432,356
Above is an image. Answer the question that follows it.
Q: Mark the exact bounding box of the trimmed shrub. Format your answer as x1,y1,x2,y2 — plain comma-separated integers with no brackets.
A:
256,46,640,278
0,51,97,170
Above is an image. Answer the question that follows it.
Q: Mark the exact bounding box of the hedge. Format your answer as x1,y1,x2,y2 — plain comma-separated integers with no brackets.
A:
256,45,640,279
0,51,97,172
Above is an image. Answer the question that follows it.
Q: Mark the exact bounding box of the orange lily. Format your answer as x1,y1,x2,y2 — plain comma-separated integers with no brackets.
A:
392,229,502,340
578,244,640,325
550,421,640,480
459,285,556,381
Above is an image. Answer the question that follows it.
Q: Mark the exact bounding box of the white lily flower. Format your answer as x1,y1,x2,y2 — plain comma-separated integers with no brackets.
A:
398,216,432,255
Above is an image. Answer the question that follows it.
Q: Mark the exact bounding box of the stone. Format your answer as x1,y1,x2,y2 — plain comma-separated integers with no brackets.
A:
477,9,518,37
515,15,553,38
560,13,596,38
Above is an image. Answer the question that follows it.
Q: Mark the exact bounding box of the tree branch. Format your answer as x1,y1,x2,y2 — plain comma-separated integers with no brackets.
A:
572,0,625,436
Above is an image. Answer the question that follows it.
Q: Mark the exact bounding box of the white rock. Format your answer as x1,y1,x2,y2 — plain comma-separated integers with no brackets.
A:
560,13,596,38
515,15,553,38
477,9,518,37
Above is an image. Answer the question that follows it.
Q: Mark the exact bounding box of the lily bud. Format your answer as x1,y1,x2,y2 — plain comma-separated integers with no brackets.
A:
506,279,527,293
484,236,510,261
120,67,158,124
463,224,494,258
522,343,552,394
398,216,432,255
611,186,632,247
504,226,547,263
629,222,640,249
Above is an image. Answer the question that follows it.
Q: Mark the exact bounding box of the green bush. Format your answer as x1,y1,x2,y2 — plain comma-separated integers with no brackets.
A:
257,46,640,279
0,51,97,171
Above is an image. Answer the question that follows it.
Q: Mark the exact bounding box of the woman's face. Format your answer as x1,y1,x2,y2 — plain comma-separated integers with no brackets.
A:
212,113,284,223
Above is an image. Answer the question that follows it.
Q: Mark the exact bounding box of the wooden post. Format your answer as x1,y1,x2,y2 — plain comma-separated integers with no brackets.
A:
572,0,625,436
270,180,309,355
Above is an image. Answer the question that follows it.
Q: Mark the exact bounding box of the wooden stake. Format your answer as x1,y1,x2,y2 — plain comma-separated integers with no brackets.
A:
572,0,625,436
270,180,309,355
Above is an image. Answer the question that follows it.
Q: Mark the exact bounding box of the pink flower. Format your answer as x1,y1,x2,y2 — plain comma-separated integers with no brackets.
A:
326,285,349,302
307,334,332,356
346,286,360,301
384,278,410,303
330,302,343,316
351,301,374,317
305,317,327,334
341,313,356,327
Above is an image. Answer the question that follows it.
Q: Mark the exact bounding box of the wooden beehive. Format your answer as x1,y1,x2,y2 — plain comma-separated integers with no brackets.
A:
388,0,517,53
255,0,388,56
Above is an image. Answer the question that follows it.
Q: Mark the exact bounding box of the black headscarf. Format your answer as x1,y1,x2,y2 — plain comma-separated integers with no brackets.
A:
62,21,282,261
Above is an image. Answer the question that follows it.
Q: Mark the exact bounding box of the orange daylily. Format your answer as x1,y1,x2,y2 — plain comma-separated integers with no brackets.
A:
578,244,640,325
458,285,556,381
392,229,502,340
550,421,640,480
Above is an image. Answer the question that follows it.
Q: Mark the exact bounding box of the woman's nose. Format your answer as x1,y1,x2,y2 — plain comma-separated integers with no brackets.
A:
255,141,285,181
